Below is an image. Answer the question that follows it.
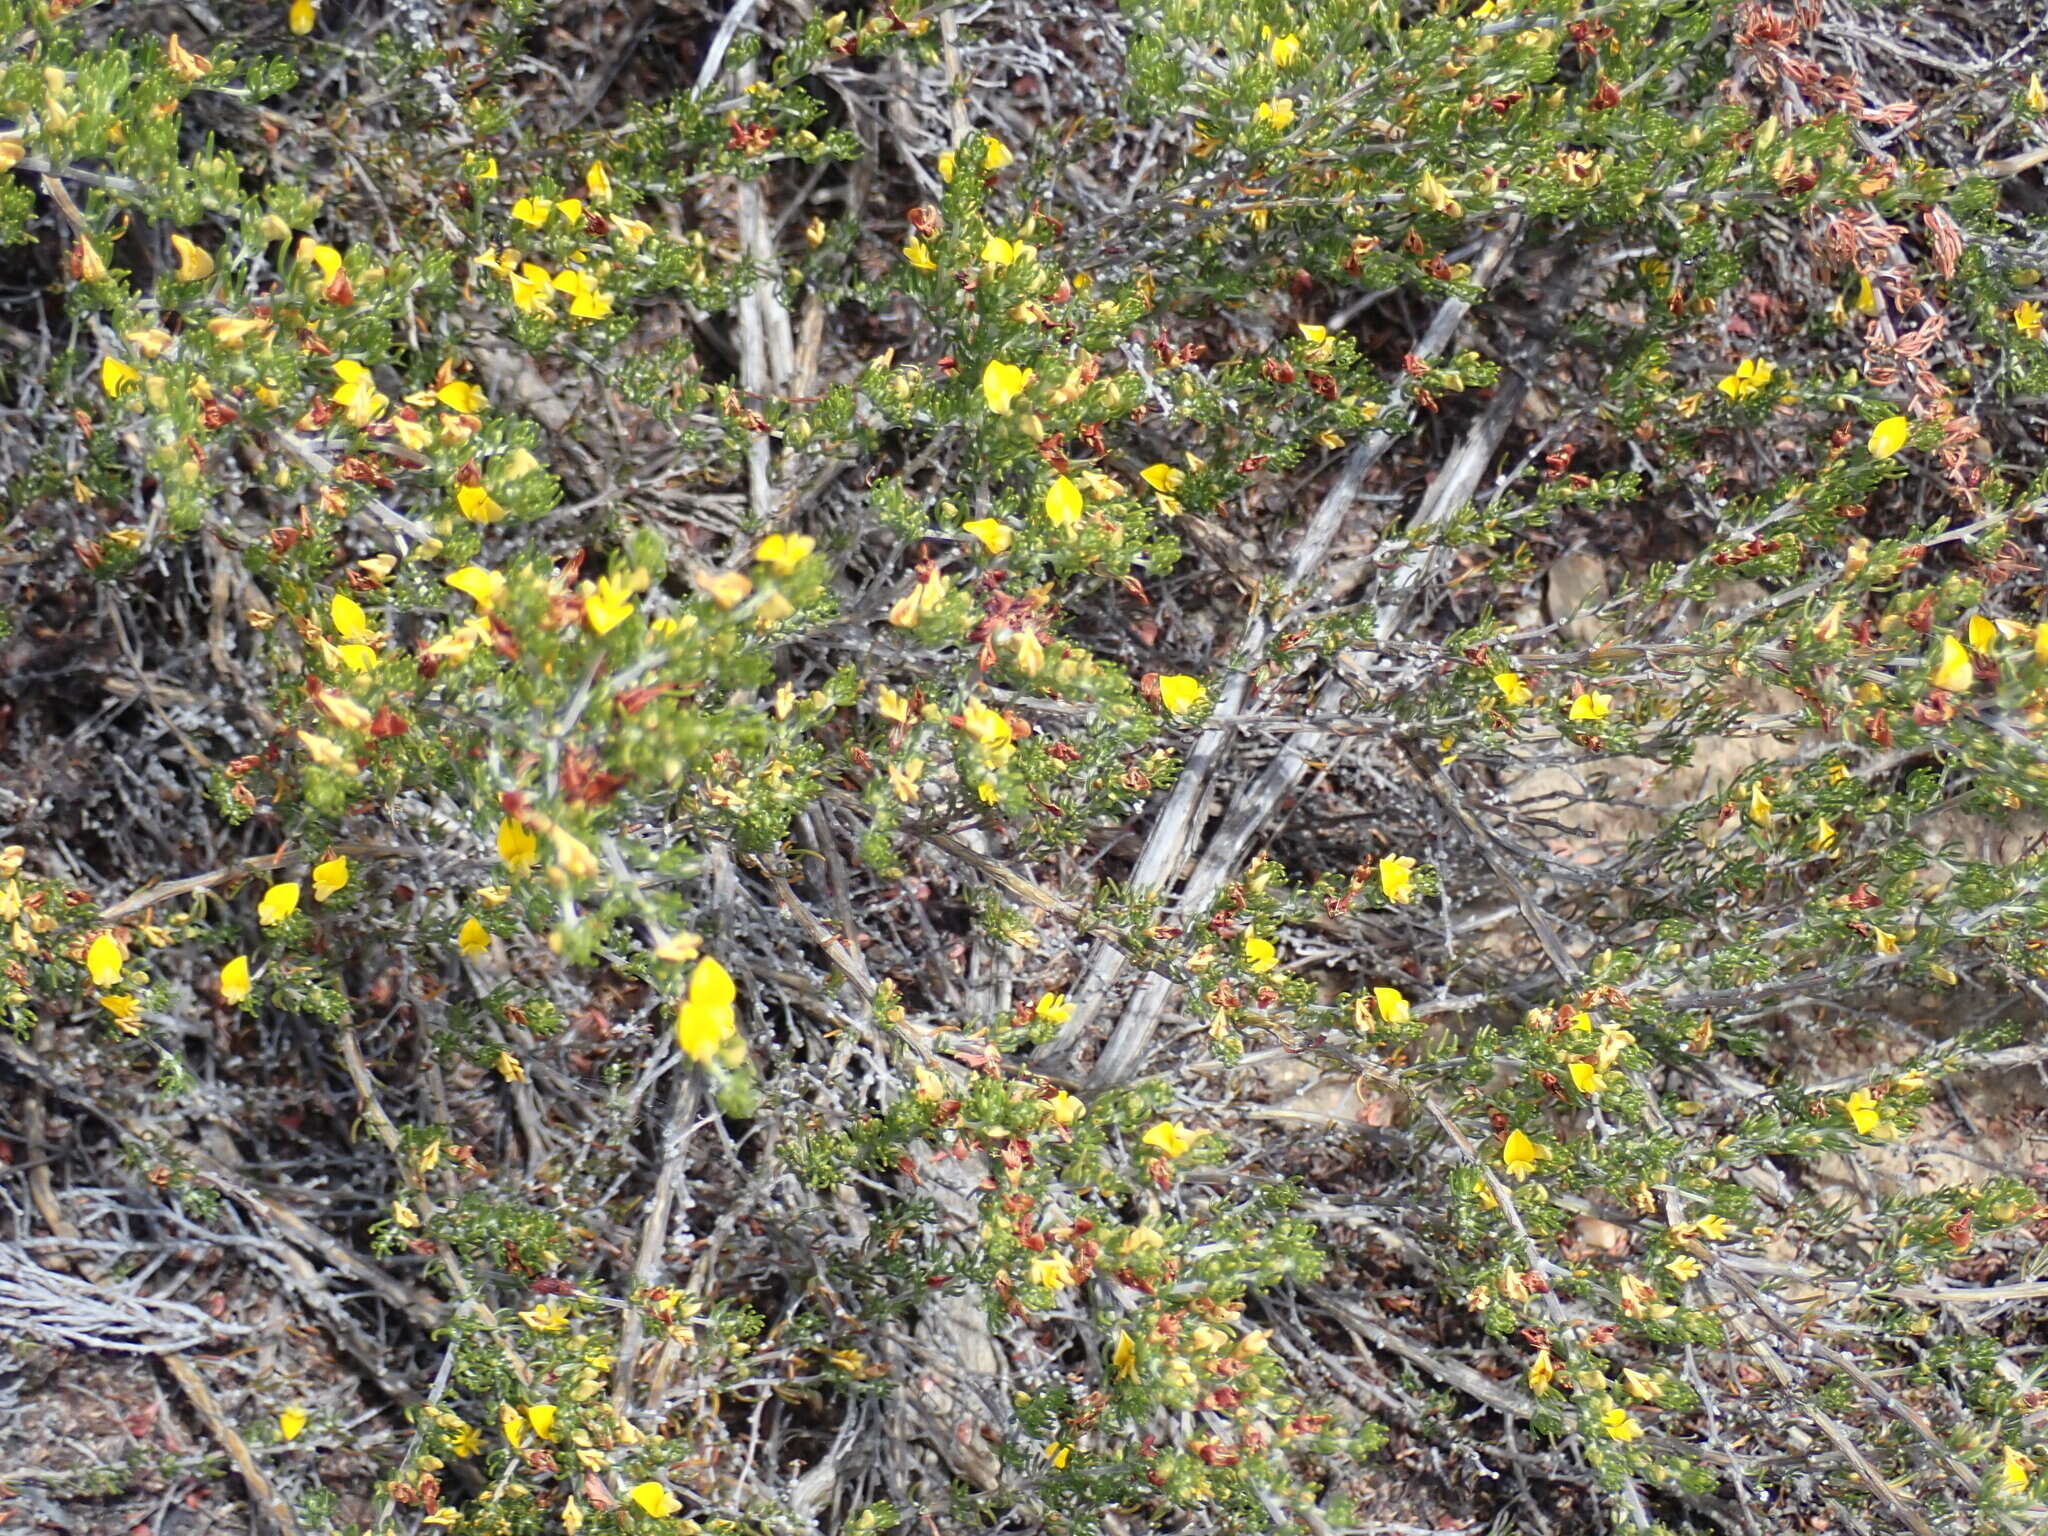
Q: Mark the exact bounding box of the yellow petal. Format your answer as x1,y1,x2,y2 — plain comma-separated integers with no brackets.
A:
257,882,300,926
101,356,140,398
629,1483,682,1518
1157,674,1205,715
220,955,252,1004
1867,415,1910,459
1929,634,1974,693
170,233,215,282
1044,474,1083,529
278,1407,308,1441
459,917,490,957
496,818,538,874
86,933,125,987
312,855,349,901
445,566,505,608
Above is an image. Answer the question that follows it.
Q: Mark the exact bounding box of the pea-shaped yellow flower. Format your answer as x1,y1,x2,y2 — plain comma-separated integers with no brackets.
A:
629,1483,681,1518
1928,634,1973,693
86,933,124,988
1044,474,1083,529
675,956,738,1063
980,359,1031,414
962,518,1013,555
1141,1120,1204,1159
1157,675,1206,715
257,882,300,926
312,855,349,902
1378,854,1417,905
1867,415,1910,459
1501,1128,1543,1180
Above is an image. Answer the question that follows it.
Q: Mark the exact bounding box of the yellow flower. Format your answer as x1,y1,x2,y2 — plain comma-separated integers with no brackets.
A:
756,532,815,574
2028,73,2048,114
1044,474,1084,529
903,237,937,271
629,1483,681,1519
583,574,636,635
497,817,538,874
445,566,505,608
1140,463,1185,494
1845,1088,1883,1136
981,134,1015,171
219,955,252,1004
312,855,349,902
279,1407,308,1442
1501,1128,1543,1181
328,593,371,643
552,268,613,320
1568,691,1611,722
1929,633,1974,693
1601,1407,1643,1443
675,956,738,1063
1243,934,1278,974
1623,1368,1663,1401
1035,991,1073,1024
1379,854,1417,905
1715,357,1775,400
585,161,612,203
523,1402,558,1441
1045,1090,1085,1126
100,995,141,1028
1493,671,1532,706
1693,1213,1733,1241
1528,1349,1556,1395
330,360,388,426
937,150,957,183
258,882,300,926
1112,1330,1137,1378
981,359,1032,414
1853,274,1879,314
1141,1121,1204,1159
445,1420,481,1458
507,262,555,313
1667,1253,1703,1281
101,356,139,398
436,380,488,413
458,917,490,957
2002,1445,2035,1492
518,1300,570,1332
962,518,1013,555
1747,783,1772,828
1270,32,1302,66
457,484,507,524
510,196,551,227
1569,1061,1606,1096
1867,415,1910,459
1255,97,1296,131
498,1402,526,1447
1157,675,1206,715
2016,300,2045,339
1027,1252,1077,1289
86,932,124,987
288,0,316,34
170,233,214,282
981,234,1027,268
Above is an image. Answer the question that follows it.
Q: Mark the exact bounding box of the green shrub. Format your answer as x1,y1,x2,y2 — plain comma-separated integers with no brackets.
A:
4,0,2047,1532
